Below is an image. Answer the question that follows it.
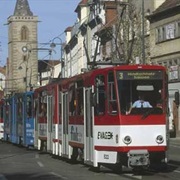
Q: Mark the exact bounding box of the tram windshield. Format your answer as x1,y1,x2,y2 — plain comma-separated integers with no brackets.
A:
117,70,164,115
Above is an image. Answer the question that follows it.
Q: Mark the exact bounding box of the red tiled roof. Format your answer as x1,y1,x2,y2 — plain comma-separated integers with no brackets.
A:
75,0,88,12
79,0,88,5
65,26,72,32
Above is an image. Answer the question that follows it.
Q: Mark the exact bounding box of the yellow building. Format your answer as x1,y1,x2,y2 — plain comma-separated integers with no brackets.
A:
5,0,38,94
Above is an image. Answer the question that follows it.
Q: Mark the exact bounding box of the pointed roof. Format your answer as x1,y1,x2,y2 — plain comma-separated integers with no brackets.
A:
148,0,180,22
75,0,88,13
152,0,180,14
14,0,33,16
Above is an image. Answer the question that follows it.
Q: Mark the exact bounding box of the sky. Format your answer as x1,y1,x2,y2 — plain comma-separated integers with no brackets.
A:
0,0,80,66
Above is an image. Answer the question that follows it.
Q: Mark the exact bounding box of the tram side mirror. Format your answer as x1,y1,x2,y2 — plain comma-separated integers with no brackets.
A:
175,91,180,106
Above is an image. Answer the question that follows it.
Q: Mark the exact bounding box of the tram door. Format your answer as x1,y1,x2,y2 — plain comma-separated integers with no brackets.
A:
34,99,39,149
84,87,94,163
62,92,69,157
47,96,53,152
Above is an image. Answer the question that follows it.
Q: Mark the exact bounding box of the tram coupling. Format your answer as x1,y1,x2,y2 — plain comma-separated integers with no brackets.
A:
127,149,149,168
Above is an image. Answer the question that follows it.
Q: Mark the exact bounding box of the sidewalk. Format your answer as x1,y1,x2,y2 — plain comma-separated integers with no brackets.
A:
170,136,180,145
169,131,180,145
170,137,180,143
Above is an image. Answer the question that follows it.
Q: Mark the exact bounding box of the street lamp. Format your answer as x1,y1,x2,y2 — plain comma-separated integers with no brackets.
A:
141,0,145,64
50,36,64,77
20,45,57,89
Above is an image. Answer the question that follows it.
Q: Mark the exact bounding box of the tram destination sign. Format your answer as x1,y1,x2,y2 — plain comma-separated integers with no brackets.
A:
117,70,163,80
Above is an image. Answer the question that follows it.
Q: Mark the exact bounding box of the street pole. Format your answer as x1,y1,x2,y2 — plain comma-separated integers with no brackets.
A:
22,46,30,91
50,37,63,77
142,0,145,64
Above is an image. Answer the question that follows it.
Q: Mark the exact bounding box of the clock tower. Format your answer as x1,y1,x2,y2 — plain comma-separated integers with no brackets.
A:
6,0,38,93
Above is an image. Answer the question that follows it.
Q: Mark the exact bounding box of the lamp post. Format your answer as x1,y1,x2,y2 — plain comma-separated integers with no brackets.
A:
50,37,64,77
21,45,31,91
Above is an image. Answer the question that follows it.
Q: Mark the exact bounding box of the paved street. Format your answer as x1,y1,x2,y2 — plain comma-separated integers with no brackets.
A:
1,137,180,180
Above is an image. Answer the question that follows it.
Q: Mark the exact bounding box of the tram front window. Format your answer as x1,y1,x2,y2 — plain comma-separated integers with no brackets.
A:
117,71,164,115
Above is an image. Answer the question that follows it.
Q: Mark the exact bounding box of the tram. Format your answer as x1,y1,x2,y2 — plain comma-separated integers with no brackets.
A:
3,91,34,147
0,99,4,140
34,83,59,152
34,64,170,171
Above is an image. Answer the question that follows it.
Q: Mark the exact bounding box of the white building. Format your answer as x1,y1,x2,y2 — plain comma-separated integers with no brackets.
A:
63,0,166,78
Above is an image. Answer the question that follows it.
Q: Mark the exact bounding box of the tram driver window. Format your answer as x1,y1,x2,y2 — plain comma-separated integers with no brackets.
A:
94,75,105,115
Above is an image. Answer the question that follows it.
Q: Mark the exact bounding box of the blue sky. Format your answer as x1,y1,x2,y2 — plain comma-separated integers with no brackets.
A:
0,0,80,66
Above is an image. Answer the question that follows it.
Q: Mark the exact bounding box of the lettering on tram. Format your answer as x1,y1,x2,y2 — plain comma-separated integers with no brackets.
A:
97,131,113,139
104,154,109,159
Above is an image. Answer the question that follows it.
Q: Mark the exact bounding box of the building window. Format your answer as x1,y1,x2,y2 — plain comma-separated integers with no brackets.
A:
166,23,175,39
169,65,179,81
156,28,161,42
178,21,180,37
156,21,179,43
21,26,29,41
162,26,166,40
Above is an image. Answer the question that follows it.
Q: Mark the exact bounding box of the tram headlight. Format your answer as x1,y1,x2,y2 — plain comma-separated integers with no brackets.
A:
123,135,132,145
156,135,164,144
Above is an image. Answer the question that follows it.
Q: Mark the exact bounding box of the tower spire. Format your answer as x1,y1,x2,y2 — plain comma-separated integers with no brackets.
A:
14,0,33,16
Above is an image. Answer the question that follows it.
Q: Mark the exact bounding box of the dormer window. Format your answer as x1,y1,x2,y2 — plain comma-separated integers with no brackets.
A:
21,26,29,41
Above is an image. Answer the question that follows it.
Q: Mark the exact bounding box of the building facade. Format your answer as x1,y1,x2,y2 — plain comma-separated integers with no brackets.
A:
63,0,166,78
149,0,180,133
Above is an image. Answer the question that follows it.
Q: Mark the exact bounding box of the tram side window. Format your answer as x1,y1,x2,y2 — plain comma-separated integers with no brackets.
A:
69,85,76,116
34,99,38,131
76,80,84,115
39,96,47,117
26,95,32,118
59,91,62,122
17,98,23,119
94,75,105,115
0,106,3,119
108,72,117,114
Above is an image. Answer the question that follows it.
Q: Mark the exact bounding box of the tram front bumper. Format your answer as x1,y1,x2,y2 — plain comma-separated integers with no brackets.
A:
127,150,149,168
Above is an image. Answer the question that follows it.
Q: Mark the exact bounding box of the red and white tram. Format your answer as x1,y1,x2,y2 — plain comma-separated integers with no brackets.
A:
0,99,4,140
34,64,169,171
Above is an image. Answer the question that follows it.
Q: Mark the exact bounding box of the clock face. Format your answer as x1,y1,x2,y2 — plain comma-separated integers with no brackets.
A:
22,46,28,52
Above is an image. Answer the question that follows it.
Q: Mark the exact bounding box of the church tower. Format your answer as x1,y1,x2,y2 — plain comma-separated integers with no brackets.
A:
6,0,38,93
